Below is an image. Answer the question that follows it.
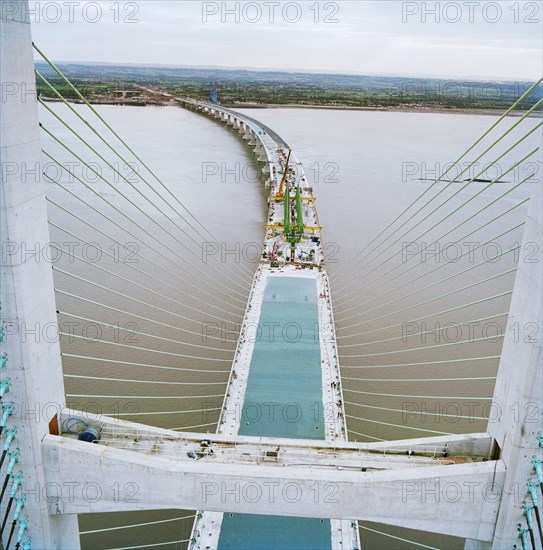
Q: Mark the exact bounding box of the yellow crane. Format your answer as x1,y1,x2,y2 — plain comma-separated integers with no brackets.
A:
274,149,291,200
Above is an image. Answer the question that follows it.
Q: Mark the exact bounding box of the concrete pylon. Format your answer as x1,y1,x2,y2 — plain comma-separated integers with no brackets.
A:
465,182,543,549
0,2,80,547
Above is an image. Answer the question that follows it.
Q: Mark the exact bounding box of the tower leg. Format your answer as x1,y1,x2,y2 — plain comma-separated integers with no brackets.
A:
469,183,542,549
0,2,80,547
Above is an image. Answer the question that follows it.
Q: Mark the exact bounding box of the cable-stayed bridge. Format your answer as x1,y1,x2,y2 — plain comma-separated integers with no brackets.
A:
1,3,542,549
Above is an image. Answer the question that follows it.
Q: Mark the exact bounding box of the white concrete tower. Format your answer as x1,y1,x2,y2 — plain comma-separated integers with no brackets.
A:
0,2,80,547
465,182,543,549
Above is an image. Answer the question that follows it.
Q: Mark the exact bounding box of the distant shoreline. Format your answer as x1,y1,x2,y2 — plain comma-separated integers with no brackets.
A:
223,103,542,117
39,97,542,117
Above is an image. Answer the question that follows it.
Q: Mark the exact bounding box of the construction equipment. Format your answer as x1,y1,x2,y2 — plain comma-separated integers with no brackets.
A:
275,149,291,199
283,181,290,236
283,183,306,262
295,183,304,239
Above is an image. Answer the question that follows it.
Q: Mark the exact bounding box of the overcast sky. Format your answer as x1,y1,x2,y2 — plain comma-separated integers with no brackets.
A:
29,1,542,79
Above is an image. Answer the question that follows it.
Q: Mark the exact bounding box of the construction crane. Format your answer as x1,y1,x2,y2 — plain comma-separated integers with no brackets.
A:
274,149,291,200
283,182,306,261
295,183,304,239
283,181,291,238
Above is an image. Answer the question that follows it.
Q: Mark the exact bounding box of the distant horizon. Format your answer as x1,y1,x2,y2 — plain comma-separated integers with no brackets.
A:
33,59,538,83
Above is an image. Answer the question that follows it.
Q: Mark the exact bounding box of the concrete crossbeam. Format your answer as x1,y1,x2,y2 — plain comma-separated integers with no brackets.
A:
43,429,504,541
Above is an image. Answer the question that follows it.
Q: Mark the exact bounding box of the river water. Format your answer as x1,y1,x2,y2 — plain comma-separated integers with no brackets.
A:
39,103,541,549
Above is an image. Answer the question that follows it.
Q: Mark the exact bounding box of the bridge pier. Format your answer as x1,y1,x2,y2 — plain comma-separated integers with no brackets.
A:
254,142,267,163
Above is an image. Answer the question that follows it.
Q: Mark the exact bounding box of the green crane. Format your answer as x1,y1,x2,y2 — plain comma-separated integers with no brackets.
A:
295,183,304,239
283,181,290,236
283,182,305,262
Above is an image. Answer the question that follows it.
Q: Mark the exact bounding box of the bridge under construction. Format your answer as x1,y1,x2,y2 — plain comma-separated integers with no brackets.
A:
1,3,542,549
